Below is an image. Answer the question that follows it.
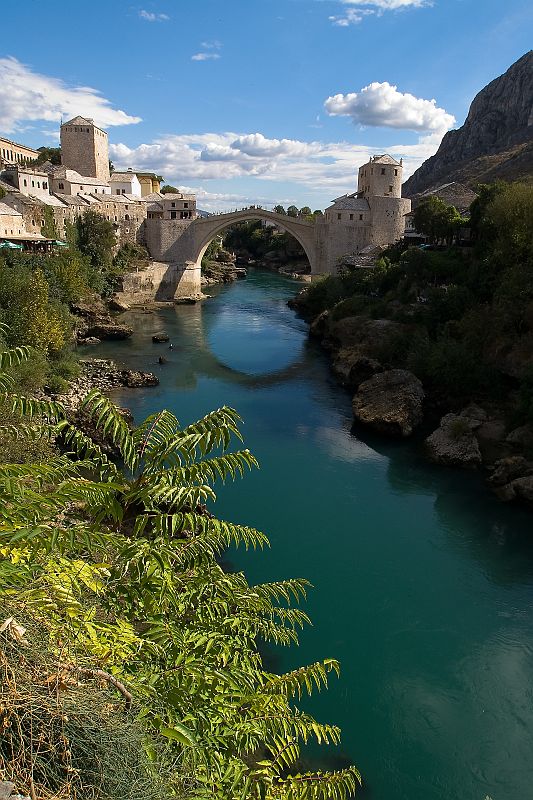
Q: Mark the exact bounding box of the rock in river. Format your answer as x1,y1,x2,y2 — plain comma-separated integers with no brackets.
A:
425,412,482,468
352,369,424,437
152,333,170,343
120,370,159,388
84,322,133,340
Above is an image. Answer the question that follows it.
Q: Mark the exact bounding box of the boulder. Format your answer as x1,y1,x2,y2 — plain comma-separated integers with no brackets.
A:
309,310,330,338
108,297,130,312
352,369,424,437
332,351,383,388
85,322,133,340
120,370,159,388
327,316,405,355
175,296,198,305
152,333,170,343
506,424,533,450
77,336,101,346
487,456,533,487
425,413,482,468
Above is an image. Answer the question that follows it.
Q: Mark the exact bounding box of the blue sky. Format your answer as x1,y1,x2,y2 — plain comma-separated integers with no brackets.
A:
1,0,531,210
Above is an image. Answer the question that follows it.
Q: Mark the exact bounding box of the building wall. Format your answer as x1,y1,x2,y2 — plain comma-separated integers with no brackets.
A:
49,176,111,196
110,175,142,196
137,175,162,196
367,196,411,246
60,122,110,182
0,211,25,238
144,218,194,260
0,138,39,166
1,166,51,200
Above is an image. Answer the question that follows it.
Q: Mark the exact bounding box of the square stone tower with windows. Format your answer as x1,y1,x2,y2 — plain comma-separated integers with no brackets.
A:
60,116,110,182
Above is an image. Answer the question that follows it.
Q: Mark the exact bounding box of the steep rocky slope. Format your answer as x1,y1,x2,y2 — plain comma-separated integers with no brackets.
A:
404,51,533,196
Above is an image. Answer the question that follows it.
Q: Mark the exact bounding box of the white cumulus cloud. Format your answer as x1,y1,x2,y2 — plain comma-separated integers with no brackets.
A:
109,127,445,209
0,57,141,135
329,0,431,25
324,81,455,133
191,52,221,61
139,10,169,22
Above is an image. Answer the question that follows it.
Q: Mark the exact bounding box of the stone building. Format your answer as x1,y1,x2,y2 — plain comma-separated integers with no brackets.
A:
60,116,110,182
136,172,163,196
0,165,52,201
143,191,197,220
0,202,26,238
46,166,111,196
109,170,142,196
324,154,410,250
0,137,39,167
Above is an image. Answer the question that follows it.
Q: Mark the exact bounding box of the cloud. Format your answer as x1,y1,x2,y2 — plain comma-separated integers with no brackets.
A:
109,127,445,207
192,40,222,61
329,0,431,25
139,9,169,22
191,52,221,61
325,81,455,133
0,57,141,135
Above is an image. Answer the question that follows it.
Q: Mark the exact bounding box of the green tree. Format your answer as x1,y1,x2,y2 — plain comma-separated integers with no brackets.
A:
0,369,361,800
299,206,312,217
35,146,61,166
273,204,286,215
413,196,464,244
287,205,299,217
160,184,179,194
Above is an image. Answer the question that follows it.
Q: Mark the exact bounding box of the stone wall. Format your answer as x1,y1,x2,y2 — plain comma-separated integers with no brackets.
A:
144,218,194,261
118,260,202,302
367,196,410,247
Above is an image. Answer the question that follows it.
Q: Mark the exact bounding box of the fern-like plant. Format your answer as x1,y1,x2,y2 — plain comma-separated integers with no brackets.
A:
0,342,361,799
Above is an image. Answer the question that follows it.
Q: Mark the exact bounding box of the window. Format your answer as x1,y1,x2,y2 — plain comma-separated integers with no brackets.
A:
23,179,27,187
170,211,177,220
125,214,130,220
394,169,398,176
359,214,363,221
58,182,64,190
381,168,386,175
80,186,83,191
116,189,120,195
37,182,40,188
349,213,354,221
122,189,126,194
43,182,47,189
31,181,34,187
337,213,341,220
184,202,188,208
389,185,393,193
171,202,175,208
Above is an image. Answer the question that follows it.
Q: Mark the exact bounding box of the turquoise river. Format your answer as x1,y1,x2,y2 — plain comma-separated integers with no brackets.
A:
94,269,533,800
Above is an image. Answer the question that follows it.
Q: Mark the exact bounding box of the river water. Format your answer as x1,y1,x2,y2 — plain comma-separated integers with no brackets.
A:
94,269,533,800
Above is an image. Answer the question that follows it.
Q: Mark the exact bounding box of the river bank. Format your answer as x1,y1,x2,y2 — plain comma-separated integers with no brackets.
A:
289,284,533,511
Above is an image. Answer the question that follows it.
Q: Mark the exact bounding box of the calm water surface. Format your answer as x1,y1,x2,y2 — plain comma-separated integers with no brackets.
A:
94,270,533,800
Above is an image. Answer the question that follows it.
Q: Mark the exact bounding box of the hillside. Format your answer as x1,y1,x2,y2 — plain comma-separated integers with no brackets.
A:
404,51,533,196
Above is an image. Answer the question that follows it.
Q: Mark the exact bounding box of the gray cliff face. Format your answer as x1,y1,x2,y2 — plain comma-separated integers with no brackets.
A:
404,51,533,196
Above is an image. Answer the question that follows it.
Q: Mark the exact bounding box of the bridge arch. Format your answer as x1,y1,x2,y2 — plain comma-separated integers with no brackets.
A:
191,210,318,274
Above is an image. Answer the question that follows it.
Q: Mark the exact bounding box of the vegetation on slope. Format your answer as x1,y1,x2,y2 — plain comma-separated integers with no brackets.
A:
298,181,533,414
0,342,361,799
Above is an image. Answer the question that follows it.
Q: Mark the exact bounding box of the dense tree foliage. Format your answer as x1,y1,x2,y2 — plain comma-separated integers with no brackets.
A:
412,196,465,244
161,184,179,194
301,181,533,409
0,344,361,799
35,146,62,165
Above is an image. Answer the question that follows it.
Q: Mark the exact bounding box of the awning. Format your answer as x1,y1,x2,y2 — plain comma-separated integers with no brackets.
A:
0,241,23,250
53,240,69,247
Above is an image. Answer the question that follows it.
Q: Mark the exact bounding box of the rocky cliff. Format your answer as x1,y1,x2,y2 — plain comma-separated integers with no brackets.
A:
404,51,533,196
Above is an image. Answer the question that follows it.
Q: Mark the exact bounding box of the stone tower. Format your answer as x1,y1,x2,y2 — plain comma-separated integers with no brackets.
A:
60,116,110,182
357,154,403,199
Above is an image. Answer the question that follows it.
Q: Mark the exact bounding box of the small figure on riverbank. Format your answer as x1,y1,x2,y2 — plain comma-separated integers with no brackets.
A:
158,356,165,365
169,343,174,350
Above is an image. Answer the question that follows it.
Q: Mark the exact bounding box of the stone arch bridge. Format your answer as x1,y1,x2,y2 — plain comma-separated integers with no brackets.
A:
140,208,370,300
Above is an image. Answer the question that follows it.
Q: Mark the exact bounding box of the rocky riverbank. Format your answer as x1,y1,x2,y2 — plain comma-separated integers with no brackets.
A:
290,290,533,510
